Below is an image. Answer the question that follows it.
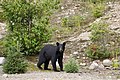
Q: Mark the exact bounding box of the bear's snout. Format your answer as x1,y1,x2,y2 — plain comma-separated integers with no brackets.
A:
59,47,63,52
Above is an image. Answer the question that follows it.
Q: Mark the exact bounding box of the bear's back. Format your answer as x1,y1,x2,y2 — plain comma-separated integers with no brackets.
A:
43,44,57,54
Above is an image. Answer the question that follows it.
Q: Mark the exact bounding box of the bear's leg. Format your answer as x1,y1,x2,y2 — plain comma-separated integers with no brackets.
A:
37,57,46,69
37,62,43,69
51,58,59,72
58,57,63,71
44,60,51,70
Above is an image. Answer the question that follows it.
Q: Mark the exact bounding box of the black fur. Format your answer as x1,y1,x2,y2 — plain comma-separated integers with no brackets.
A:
37,42,66,71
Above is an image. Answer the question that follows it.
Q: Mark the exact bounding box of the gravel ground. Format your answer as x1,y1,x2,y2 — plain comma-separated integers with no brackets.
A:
0,69,119,80
0,65,119,80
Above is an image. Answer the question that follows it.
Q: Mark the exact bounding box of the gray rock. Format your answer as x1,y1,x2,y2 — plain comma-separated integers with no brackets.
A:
79,32,91,41
2,74,8,78
97,61,105,70
73,52,79,55
68,32,91,42
82,57,86,59
61,6,64,10
109,25,120,30
77,56,80,59
89,60,105,70
103,59,112,67
89,61,98,70
0,57,5,65
80,63,86,66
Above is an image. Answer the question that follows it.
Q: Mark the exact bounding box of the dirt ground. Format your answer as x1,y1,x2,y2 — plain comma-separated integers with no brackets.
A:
0,66,120,80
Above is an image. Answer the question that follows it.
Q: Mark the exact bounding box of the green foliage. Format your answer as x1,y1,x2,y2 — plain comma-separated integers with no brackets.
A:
111,48,120,68
90,22,109,42
91,3,106,18
61,15,84,27
86,44,111,60
3,42,28,74
64,58,79,73
0,0,60,55
27,62,39,71
111,33,120,56
61,18,68,27
112,59,119,69
86,22,111,60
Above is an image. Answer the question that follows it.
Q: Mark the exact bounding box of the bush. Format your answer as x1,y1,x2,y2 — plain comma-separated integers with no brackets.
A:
61,15,84,27
86,44,111,60
86,22,112,60
90,22,109,42
0,0,60,55
92,3,106,18
64,58,79,73
3,45,28,74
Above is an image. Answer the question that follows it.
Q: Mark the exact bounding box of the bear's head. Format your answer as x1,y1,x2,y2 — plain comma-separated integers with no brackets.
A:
56,42,66,53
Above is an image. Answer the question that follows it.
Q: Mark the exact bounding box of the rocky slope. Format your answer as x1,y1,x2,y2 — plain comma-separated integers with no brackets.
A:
62,1,120,64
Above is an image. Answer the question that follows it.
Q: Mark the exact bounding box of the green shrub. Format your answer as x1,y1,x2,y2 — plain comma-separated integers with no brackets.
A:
112,59,119,69
92,3,105,18
86,44,111,60
64,58,79,73
3,45,28,74
90,22,109,42
0,0,60,55
61,15,84,27
61,17,68,27
86,22,111,60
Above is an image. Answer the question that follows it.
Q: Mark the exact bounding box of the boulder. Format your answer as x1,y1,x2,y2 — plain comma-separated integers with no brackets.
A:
0,57,5,65
103,59,112,67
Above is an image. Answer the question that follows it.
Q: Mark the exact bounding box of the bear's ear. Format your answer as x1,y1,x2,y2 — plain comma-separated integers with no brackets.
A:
56,42,59,46
63,42,66,46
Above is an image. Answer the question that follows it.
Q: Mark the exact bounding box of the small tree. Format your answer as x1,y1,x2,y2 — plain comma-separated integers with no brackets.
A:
3,41,28,74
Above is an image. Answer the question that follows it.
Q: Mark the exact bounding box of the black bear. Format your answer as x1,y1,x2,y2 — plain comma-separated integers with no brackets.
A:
37,42,66,71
